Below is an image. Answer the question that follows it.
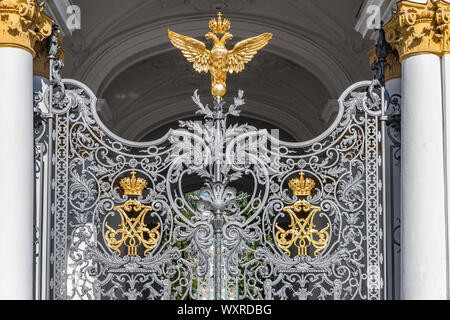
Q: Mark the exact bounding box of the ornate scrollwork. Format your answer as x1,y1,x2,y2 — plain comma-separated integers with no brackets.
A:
35,74,386,300
35,14,387,300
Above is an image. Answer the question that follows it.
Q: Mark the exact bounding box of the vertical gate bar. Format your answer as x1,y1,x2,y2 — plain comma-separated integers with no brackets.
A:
365,107,371,299
45,28,56,299
380,86,388,300
33,142,39,299
365,82,383,299
44,116,53,300
213,96,223,300
40,143,46,300
213,219,222,300
33,142,38,299
36,141,46,300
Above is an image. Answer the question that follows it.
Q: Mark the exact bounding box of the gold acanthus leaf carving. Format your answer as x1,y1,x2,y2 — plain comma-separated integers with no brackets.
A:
0,0,53,57
383,0,450,62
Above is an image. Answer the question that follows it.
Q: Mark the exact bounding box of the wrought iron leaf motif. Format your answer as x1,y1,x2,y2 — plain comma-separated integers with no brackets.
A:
35,59,385,300
193,89,213,118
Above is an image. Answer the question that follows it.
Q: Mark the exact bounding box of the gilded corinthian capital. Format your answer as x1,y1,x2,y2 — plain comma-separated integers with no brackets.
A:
436,0,450,54
383,0,450,62
369,47,402,82
0,0,53,57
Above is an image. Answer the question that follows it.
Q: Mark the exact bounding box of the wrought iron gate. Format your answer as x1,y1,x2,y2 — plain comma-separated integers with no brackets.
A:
33,26,392,301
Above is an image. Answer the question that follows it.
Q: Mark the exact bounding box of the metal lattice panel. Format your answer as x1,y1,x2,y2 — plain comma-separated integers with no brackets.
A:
33,28,388,300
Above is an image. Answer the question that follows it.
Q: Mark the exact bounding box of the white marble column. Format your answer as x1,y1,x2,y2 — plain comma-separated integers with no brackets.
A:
0,47,35,299
401,54,448,299
0,1,52,300
442,54,450,299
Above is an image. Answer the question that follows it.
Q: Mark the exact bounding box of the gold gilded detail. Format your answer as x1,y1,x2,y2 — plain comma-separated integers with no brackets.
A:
168,12,272,98
288,172,315,197
275,172,330,257
0,0,53,57
383,0,450,61
436,0,450,54
120,170,148,196
209,12,230,34
104,172,160,257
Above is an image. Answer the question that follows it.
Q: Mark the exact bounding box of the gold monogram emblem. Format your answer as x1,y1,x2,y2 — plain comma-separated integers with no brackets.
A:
275,172,330,257
104,171,160,257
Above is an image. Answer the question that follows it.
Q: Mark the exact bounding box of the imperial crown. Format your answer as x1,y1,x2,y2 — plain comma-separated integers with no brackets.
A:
209,12,231,34
288,172,315,196
119,171,148,196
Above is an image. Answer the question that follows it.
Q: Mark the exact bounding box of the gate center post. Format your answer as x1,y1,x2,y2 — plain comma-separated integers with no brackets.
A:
212,96,225,300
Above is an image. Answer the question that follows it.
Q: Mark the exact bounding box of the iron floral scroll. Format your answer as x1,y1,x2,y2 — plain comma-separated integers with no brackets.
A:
35,74,387,300
33,15,387,301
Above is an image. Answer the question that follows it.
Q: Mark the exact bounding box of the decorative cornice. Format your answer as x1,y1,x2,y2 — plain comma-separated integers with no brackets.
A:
33,30,65,78
369,46,402,81
383,0,450,62
0,0,53,57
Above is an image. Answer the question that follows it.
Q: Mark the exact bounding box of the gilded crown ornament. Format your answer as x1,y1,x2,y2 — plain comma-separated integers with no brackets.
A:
288,172,315,196
119,171,148,196
168,12,272,98
209,12,230,34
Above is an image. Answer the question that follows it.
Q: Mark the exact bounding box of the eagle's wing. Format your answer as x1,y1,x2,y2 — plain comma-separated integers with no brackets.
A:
227,33,273,74
168,29,210,73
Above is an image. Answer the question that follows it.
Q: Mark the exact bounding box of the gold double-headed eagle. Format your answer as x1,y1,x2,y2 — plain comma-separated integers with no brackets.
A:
168,13,272,98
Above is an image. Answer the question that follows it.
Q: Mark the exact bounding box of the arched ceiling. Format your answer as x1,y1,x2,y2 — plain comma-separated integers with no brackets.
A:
62,0,373,142
102,50,330,141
